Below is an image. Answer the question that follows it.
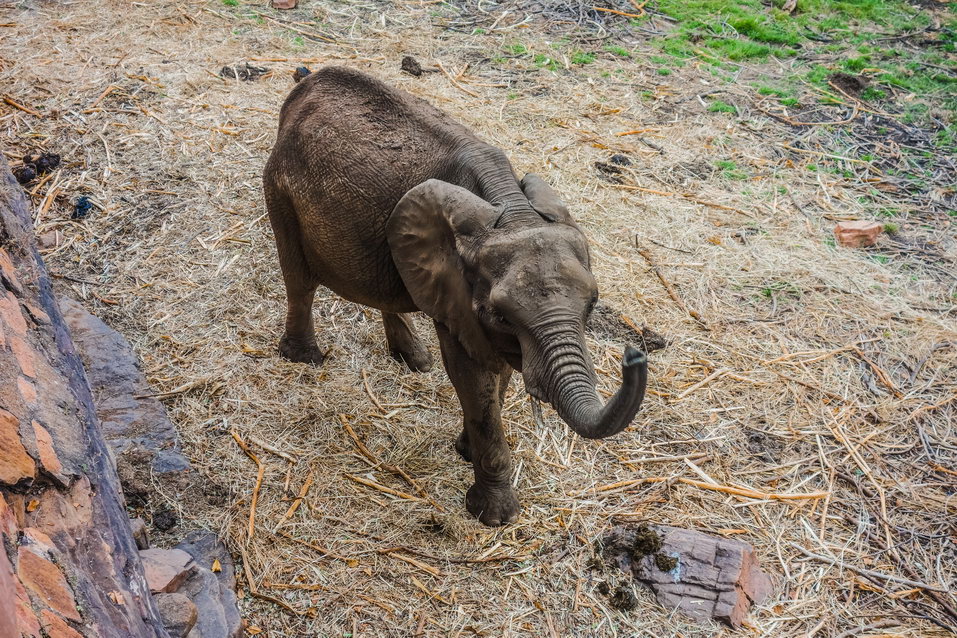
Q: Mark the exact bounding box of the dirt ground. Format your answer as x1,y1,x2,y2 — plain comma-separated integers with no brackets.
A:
2,0,956,636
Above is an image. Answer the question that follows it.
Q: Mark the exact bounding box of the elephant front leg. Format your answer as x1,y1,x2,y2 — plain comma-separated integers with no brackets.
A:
436,324,519,527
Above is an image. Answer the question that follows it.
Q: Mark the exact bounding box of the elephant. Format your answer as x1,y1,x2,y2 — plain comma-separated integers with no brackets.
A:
263,66,648,526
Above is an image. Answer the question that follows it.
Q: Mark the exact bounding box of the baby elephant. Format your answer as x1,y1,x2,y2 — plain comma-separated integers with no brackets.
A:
263,66,648,526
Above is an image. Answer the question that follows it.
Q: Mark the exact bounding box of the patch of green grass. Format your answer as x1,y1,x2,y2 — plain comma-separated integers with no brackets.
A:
759,280,802,300
291,35,304,47
571,51,596,65
780,97,799,106
504,43,528,55
222,0,238,5
707,38,775,60
758,85,789,97
708,100,737,114
861,87,887,101
533,54,560,71
716,160,748,180
869,254,891,265
843,56,871,72
657,67,672,76
507,91,519,100
473,28,486,35
883,222,900,233
605,45,631,57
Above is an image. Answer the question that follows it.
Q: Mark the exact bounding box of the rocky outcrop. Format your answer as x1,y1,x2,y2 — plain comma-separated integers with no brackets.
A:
0,159,168,634
1,154,244,637
603,524,772,628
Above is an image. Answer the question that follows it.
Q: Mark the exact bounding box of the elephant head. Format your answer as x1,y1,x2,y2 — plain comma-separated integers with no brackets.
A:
386,176,647,439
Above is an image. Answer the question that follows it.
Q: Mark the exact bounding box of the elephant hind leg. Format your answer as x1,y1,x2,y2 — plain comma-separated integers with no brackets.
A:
266,185,326,365
382,312,433,372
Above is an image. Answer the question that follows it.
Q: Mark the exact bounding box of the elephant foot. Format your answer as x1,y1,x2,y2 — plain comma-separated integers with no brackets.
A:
455,430,471,462
383,312,433,373
279,335,326,365
466,484,520,527
389,342,433,373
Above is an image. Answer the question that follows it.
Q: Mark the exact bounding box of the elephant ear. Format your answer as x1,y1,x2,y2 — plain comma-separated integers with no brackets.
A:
387,179,499,366
520,173,575,225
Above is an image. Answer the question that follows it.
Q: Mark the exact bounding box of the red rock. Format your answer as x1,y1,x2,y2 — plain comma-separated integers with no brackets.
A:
603,524,772,628
15,575,43,638
0,289,28,334
39,609,84,638
0,407,36,485
0,536,18,638
0,247,21,293
19,376,37,405
32,420,64,477
9,334,37,377
140,548,194,593
271,0,297,7
834,220,882,248
0,493,18,538
23,527,56,553
17,545,82,622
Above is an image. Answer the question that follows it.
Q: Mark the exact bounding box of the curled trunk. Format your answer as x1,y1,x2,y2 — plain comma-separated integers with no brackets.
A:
525,324,648,440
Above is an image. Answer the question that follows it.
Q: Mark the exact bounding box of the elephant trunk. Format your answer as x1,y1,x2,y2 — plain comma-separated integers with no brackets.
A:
524,323,648,440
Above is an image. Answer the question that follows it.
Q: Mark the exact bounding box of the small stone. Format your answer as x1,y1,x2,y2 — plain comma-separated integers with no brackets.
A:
130,517,150,550
154,592,198,638
834,220,882,248
271,0,297,7
139,548,194,594
293,66,311,83
17,546,82,622
37,230,61,250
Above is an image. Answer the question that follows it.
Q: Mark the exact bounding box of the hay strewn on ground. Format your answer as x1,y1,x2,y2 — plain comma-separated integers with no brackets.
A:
2,1,955,635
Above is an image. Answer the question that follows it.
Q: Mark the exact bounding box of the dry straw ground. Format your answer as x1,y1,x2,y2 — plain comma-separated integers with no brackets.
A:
2,0,956,636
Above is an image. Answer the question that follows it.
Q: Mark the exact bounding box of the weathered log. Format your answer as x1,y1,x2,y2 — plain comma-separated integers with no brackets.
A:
0,157,170,636
603,524,772,628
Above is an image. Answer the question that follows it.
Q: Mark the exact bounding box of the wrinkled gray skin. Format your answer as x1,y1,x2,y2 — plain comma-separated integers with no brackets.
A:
263,67,648,526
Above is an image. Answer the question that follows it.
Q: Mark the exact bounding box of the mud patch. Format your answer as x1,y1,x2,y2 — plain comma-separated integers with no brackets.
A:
828,72,868,98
